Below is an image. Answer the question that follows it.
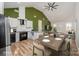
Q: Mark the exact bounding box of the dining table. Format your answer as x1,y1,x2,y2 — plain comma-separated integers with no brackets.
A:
36,35,65,55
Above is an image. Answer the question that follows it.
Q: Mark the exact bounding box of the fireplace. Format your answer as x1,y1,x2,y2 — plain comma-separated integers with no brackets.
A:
20,32,28,41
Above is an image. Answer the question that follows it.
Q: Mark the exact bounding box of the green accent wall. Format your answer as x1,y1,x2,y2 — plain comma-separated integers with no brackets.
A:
4,7,52,31
4,8,19,18
25,7,52,31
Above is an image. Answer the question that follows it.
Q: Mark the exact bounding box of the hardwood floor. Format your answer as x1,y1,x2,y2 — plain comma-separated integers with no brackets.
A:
11,39,33,56
10,39,79,56
70,39,79,56
11,39,50,56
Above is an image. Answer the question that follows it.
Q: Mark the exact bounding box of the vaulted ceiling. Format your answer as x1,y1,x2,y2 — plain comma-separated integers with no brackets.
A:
4,2,76,23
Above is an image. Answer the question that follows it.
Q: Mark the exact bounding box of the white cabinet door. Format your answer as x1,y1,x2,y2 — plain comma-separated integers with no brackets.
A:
26,20,33,28
9,18,18,28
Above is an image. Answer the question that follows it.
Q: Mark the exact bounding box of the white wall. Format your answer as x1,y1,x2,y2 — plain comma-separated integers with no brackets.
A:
75,3,79,48
53,20,76,33
0,2,4,14
19,3,25,19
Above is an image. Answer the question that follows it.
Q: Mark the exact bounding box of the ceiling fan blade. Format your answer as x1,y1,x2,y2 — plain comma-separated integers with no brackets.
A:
53,5,59,7
45,7,50,10
45,2,59,11
48,3,51,6
48,7,51,10
51,8,53,11
53,8,57,9
45,6,49,8
52,2,55,5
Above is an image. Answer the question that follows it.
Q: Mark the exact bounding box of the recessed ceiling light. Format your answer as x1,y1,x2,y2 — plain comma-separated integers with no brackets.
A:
66,23,72,31
53,24,56,28
14,9,19,13
34,15,37,18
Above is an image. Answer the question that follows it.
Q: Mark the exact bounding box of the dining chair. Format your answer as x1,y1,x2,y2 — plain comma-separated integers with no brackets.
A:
61,38,70,56
33,40,45,56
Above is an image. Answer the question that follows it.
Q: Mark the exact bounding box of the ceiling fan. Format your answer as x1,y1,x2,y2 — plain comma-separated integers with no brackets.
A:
45,2,59,11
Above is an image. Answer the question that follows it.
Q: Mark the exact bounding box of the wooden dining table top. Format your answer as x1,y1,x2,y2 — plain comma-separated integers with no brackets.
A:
36,35,65,51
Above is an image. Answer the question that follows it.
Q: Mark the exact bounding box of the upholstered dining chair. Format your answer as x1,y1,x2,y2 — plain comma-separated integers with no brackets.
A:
60,38,70,56
33,40,45,56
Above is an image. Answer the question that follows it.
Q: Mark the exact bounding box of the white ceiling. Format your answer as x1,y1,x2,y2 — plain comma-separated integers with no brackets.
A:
4,2,76,23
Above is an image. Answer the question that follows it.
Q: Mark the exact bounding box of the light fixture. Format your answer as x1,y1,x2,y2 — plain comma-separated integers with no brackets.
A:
11,29,13,33
14,9,19,13
34,15,37,18
66,23,72,31
45,2,59,11
53,24,56,28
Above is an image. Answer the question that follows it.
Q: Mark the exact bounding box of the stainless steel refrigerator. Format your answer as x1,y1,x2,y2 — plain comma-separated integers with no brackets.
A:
0,14,6,56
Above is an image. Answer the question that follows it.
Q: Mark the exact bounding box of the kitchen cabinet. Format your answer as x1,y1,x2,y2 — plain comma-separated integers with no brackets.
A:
26,20,33,28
